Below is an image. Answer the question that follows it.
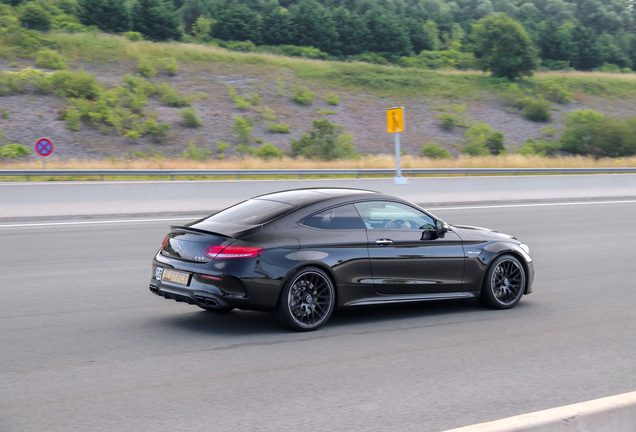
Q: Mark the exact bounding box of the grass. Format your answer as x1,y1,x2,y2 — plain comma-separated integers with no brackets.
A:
45,32,636,101
2,155,635,171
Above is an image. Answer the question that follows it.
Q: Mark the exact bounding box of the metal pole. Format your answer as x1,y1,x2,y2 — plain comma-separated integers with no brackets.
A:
394,132,407,185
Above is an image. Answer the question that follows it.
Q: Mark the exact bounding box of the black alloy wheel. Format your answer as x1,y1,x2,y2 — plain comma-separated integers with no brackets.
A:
276,267,336,331
480,255,526,309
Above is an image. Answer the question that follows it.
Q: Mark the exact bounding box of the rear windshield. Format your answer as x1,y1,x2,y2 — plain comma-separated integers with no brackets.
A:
203,199,295,225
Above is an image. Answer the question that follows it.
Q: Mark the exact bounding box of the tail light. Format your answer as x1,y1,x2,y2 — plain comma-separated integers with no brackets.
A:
161,236,169,249
204,245,264,259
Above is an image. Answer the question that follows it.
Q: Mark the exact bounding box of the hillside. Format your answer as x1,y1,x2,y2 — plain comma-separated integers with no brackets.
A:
2,36,636,163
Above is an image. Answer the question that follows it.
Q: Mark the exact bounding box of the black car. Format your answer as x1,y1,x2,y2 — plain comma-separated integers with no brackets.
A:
150,188,534,331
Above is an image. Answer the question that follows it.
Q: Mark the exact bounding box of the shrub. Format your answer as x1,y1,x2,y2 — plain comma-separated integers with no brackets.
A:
46,70,102,99
178,107,202,127
157,58,179,76
291,119,357,160
123,32,143,42
421,143,452,159
290,86,315,106
266,121,290,133
256,142,284,159
182,141,211,160
236,144,256,157
36,49,68,70
0,143,31,158
324,93,339,105
64,108,82,131
461,123,505,155
215,140,229,159
232,116,253,143
437,113,459,131
519,138,560,157
137,59,157,78
158,85,191,107
559,110,636,158
518,97,551,122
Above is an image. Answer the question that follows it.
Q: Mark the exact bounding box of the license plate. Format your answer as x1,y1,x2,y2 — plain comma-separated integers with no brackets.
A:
161,269,191,286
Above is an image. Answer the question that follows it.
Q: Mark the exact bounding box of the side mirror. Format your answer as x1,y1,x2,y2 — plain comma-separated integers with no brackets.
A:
435,220,448,238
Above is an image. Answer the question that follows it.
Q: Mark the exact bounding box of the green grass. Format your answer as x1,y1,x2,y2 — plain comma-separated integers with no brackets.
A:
43,32,636,102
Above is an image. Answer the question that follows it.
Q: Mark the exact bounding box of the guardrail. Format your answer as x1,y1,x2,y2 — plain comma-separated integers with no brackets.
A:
1,167,636,180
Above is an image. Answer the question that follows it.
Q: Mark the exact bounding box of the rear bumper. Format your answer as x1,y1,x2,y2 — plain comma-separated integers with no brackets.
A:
149,282,232,310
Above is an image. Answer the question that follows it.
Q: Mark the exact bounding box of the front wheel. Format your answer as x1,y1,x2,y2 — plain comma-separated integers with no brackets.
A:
276,267,336,331
479,255,526,309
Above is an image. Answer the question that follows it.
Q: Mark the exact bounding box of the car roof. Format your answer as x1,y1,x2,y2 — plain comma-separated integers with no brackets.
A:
251,188,378,207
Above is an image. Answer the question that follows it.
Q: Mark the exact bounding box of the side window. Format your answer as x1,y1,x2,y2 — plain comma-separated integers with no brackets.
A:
302,204,365,230
354,201,435,230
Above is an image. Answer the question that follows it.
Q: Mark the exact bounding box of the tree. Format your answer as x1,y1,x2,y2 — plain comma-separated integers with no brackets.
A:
132,0,182,41
331,7,370,56
289,0,338,54
364,12,412,59
77,0,131,33
470,13,539,79
180,0,210,35
212,3,261,44
18,2,51,31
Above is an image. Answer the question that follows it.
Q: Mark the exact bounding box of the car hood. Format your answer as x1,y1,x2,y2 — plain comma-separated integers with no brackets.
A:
450,224,518,243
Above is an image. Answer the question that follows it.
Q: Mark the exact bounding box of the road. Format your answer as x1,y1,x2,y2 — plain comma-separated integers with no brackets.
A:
1,200,635,431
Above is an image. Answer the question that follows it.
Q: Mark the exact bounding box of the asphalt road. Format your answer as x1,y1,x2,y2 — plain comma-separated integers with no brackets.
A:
1,200,635,432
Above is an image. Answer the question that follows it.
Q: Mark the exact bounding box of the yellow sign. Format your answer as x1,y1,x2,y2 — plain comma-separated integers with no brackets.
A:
386,107,404,133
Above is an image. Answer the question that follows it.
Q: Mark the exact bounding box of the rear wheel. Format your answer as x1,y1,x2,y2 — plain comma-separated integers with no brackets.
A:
276,267,335,331
480,255,526,309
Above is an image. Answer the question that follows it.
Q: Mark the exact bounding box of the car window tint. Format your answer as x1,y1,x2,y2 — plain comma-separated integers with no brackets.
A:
354,201,435,230
302,204,365,230
204,199,295,225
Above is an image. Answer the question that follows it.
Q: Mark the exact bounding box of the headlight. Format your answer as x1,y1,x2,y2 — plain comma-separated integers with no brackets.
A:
520,243,530,255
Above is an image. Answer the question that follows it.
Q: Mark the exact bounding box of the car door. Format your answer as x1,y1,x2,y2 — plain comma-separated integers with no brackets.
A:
354,201,466,295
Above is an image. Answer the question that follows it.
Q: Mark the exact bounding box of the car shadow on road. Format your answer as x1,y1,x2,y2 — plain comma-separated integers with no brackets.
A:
146,298,521,336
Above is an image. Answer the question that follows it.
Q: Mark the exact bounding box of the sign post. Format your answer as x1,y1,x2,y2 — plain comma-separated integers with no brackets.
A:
386,107,407,185
34,137,54,169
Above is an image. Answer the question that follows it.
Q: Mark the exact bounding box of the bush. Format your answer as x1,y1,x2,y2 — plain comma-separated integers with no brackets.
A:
178,107,202,127
0,143,31,158
232,116,253,143
559,110,636,158
256,142,284,159
266,121,290,133
215,140,229,159
136,59,157,78
324,93,339,105
290,86,315,106
236,144,256,157
157,58,179,76
123,32,143,42
291,119,357,160
437,113,459,131
182,141,211,160
158,85,191,107
36,49,68,70
519,138,560,157
518,97,551,122
461,123,505,155
421,143,452,159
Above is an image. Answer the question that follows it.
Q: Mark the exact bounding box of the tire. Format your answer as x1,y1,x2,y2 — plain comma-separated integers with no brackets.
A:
276,267,336,331
479,254,526,309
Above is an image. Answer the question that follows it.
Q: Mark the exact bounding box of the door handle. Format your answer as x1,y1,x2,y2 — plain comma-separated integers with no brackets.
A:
376,239,393,246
